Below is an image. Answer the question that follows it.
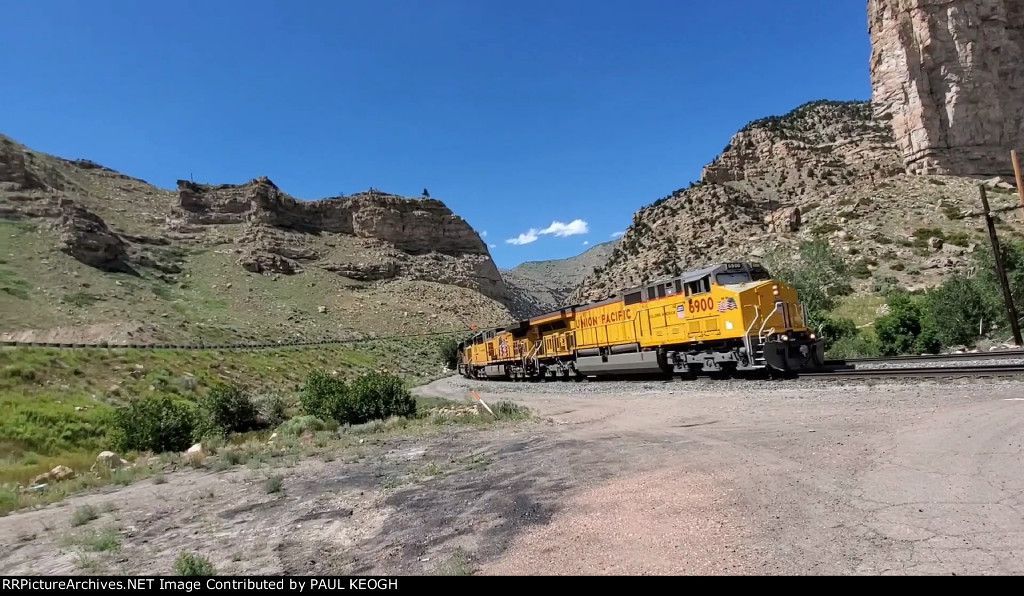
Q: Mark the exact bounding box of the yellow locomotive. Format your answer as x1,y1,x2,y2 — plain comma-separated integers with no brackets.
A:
457,261,825,380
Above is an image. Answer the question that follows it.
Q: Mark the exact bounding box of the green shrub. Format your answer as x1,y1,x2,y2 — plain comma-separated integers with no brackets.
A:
173,552,216,576
111,395,197,454
263,475,283,494
872,276,901,294
851,259,873,279
766,238,851,322
254,393,288,428
299,369,416,426
195,384,260,438
874,292,939,355
826,332,882,359
816,316,858,352
299,370,351,423
439,337,460,370
276,415,337,436
346,371,417,424
921,274,999,348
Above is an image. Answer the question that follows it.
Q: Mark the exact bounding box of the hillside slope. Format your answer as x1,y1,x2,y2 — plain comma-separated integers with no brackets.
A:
568,100,1024,305
501,240,618,317
0,134,515,345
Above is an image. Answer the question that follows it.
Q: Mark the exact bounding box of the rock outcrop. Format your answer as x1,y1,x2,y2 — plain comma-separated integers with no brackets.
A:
703,100,902,203
568,97,1024,306
569,100,906,304
869,0,1024,176
171,177,508,302
0,138,52,191
56,198,129,271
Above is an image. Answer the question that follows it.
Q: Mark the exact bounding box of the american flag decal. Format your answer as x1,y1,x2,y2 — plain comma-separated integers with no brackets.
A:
717,298,738,312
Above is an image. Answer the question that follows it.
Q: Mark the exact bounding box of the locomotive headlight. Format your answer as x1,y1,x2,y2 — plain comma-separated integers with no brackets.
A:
810,332,817,340
780,334,789,341
772,284,779,296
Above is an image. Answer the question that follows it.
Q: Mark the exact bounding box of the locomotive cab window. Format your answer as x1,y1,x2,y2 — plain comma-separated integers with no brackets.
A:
750,266,770,281
624,291,642,305
685,275,711,296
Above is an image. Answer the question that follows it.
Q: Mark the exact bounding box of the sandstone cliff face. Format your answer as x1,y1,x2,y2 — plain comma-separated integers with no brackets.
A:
869,0,1024,176
171,176,508,302
703,101,903,201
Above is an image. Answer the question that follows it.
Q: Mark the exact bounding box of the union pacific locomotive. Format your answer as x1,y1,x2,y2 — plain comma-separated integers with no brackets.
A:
457,261,825,380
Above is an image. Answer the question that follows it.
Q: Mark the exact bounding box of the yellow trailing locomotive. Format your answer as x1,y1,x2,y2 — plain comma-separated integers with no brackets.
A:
457,261,825,380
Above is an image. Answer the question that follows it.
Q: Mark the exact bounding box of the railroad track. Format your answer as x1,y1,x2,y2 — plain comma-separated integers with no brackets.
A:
826,349,1024,367
466,350,1024,383
804,362,1024,380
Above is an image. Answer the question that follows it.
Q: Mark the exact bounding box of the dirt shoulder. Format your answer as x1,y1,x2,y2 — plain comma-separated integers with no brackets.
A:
2,375,1023,575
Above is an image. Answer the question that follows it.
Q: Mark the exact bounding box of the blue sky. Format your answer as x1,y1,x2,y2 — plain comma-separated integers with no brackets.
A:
1,1,872,269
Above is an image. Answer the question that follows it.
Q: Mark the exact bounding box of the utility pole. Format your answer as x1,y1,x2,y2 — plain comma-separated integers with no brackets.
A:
1012,150,1024,225
979,184,1023,346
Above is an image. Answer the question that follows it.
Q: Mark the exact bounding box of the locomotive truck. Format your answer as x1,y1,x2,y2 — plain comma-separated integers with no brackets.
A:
457,261,825,380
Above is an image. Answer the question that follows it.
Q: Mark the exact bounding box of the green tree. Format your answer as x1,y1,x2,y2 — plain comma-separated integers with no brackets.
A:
195,384,260,438
971,239,1024,330
816,315,858,352
111,396,198,454
874,291,940,355
765,238,851,327
921,274,999,348
439,336,460,370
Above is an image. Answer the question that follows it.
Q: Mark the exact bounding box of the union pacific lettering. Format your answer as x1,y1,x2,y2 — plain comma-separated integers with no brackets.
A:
577,308,632,328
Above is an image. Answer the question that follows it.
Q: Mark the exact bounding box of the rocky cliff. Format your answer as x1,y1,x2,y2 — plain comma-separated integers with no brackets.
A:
170,177,507,302
869,0,1024,176
568,99,1024,306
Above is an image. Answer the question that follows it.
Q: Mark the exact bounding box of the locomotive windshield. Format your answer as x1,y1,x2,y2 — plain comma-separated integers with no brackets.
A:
716,271,751,285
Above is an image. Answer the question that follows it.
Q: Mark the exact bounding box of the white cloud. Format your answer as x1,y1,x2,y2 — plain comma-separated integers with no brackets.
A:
582,241,589,246
610,231,624,238
489,243,496,248
506,229,539,245
480,230,487,237
539,219,589,237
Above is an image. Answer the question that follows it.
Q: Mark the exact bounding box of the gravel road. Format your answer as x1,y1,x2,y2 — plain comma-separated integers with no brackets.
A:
1,375,1022,576
436,375,1024,575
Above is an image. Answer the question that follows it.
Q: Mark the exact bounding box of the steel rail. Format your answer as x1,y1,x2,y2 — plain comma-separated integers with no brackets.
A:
829,350,1024,366
801,363,1024,379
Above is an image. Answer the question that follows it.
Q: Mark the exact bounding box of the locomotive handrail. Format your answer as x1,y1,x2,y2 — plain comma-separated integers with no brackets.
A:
744,305,760,358
758,302,781,342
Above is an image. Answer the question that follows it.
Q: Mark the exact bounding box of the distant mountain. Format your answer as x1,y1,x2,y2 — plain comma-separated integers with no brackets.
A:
501,240,619,318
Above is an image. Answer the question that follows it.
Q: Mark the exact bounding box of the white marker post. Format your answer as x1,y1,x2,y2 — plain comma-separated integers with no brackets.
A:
471,390,495,416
